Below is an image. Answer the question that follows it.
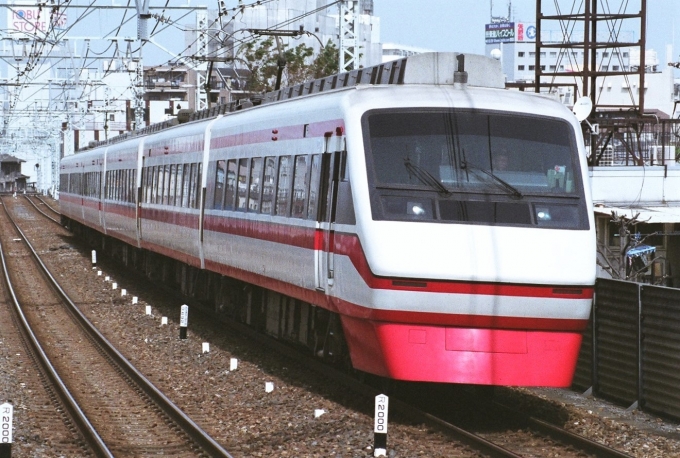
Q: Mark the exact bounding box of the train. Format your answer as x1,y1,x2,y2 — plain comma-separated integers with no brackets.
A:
59,52,596,387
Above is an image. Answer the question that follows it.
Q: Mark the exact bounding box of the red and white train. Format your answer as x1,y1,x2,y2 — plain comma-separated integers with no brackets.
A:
60,53,596,387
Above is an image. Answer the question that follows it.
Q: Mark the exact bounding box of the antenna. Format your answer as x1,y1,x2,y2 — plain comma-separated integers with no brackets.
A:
572,96,593,122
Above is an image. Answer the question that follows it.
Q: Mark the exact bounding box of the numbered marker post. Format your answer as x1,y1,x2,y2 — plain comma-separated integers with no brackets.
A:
91,250,97,269
0,401,13,458
373,394,388,457
179,304,188,340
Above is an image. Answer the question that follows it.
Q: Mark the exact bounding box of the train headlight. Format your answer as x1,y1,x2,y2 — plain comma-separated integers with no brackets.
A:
408,202,426,216
536,207,552,221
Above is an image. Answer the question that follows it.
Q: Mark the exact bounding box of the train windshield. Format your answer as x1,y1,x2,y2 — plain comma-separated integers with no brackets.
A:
363,109,589,229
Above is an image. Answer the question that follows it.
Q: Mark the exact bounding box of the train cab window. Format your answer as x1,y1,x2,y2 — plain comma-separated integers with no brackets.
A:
224,160,237,210
291,155,309,219
363,109,588,229
214,160,226,210
237,158,249,210
262,156,276,214
275,155,292,216
307,154,321,220
248,157,263,212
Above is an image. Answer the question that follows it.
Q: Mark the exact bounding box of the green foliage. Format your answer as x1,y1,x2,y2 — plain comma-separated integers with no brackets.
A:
238,37,339,93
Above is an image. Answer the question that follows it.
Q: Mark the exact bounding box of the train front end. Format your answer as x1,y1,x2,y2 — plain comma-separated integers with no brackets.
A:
337,56,595,386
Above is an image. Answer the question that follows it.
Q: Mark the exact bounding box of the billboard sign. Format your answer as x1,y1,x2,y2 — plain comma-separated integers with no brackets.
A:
516,23,537,42
485,22,515,44
8,5,67,34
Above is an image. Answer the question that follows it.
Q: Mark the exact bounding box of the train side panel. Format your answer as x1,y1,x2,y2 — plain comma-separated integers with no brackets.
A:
102,140,142,247
59,149,105,233
138,122,208,267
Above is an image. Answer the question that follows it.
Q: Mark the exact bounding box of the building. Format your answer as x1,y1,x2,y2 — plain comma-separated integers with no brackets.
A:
0,154,29,192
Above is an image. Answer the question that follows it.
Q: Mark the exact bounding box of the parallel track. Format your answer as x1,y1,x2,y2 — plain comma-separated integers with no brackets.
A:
0,196,232,457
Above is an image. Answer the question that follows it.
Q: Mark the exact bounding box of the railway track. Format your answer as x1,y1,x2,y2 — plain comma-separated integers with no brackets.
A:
23,194,60,223
0,196,232,457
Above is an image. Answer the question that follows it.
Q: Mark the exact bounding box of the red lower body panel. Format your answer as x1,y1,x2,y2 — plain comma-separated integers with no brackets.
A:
341,316,582,387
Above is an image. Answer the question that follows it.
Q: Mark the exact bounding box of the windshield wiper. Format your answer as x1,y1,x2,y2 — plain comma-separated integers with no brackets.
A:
461,161,524,199
403,158,452,196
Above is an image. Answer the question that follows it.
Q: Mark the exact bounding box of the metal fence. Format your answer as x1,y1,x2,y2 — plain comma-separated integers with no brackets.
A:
573,278,680,420
588,118,680,167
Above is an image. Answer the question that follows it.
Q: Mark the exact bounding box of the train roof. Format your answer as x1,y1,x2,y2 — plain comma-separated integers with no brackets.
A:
79,52,504,152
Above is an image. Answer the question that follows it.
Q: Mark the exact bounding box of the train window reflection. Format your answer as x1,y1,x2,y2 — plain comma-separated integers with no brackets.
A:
262,157,276,214
275,156,292,216
237,158,249,210
248,157,263,212
291,155,309,218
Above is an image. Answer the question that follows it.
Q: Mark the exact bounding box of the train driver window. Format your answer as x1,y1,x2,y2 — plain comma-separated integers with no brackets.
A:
291,155,309,219
248,157,263,212
214,160,226,210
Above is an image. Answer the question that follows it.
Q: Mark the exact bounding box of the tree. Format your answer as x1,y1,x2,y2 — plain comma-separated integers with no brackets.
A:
239,37,339,93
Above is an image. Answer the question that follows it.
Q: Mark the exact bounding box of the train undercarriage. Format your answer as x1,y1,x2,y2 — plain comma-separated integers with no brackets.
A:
64,218,351,370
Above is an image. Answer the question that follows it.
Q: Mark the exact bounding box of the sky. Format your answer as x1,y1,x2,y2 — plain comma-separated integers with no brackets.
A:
375,0,680,68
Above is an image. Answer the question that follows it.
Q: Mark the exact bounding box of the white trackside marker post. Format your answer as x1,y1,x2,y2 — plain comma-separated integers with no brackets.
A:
91,250,97,269
179,304,188,340
373,394,388,457
0,401,13,458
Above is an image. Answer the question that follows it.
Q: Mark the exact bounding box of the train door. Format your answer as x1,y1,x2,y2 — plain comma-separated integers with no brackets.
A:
315,148,343,292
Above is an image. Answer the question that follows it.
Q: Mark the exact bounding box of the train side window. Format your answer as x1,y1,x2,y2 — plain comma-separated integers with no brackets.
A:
120,170,125,201
162,165,170,205
262,156,276,215
248,157,263,212
118,170,123,202
196,162,203,209
237,158,249,210
188,164,197,209
113,170,119,201
214,160,226,210
130,169,136,203
175,163,184,206
168,164,176,206
275,155,292,216
146,167,151,203
189,163,201,209
151,166,158,204
307,154,321,220
182,164,191,208
224,159,237,210
291,155,309,219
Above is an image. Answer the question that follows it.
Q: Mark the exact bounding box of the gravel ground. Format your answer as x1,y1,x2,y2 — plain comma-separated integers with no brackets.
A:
2,195,680,457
